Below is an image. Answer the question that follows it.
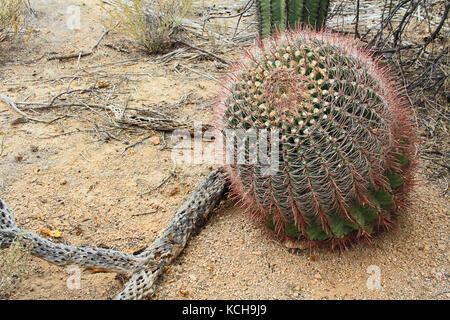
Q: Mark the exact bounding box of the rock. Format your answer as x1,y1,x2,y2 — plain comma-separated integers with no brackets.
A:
96,80,111,89
11,117,27,125
314,273,322,280
283,238,308,250
168,187,179,196
189,275,197,281
60,179,67,185
150,135,161,145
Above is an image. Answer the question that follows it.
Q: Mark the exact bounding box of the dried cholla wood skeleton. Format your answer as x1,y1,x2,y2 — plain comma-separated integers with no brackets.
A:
0,168,227,300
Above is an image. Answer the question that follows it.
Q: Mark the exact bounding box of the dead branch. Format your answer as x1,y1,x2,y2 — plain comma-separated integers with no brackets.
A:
0,94,50,123
0,168,228,300
47,25,116,61
175,41,229,65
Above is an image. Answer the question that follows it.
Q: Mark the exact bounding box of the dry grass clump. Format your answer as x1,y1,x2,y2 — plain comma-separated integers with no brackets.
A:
104,0,192,53
0,0,24,41
0,236,32,298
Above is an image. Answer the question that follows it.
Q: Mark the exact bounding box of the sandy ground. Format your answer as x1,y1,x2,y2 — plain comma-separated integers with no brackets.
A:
0,0,448,300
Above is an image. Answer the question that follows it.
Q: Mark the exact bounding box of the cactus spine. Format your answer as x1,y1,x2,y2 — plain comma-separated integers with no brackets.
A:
215,29,417,249
256,0,330,38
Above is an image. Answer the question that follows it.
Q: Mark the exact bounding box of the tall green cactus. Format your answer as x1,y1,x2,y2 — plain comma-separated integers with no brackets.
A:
256,0,330,38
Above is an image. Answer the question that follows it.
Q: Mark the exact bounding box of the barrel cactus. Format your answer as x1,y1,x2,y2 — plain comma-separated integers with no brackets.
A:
214,29,417,249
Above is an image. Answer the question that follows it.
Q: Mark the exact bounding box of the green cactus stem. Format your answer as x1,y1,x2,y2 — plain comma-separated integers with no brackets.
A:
256,0,330,38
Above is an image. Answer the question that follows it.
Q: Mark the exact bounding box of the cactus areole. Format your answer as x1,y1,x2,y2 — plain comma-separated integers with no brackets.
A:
214,29,417,249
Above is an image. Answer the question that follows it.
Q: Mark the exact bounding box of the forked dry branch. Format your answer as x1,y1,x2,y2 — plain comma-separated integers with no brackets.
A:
0,168,227,300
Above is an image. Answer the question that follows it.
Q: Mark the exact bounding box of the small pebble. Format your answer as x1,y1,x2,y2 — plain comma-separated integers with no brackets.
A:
189,275,197,281
150,135,161,145
168,187,179,196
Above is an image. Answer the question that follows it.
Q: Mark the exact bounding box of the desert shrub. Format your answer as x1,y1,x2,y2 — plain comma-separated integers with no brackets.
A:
104,0,192,53
0,236,32,298
0,0,24,41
